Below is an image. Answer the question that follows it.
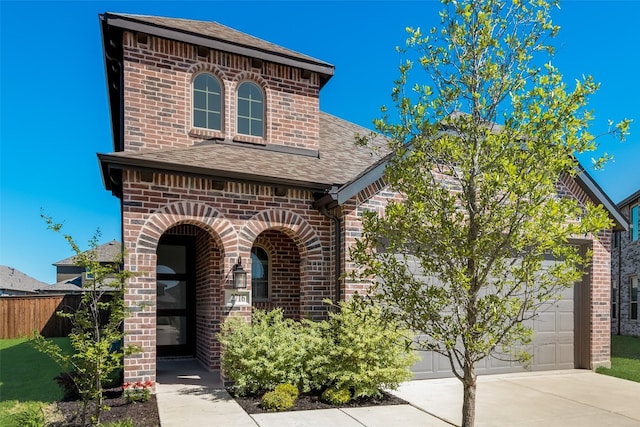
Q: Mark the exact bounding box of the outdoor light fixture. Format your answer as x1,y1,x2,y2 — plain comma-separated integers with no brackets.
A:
232,257,247,289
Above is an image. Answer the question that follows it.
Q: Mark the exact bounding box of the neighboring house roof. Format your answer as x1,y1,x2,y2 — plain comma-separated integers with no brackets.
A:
617,189,640,209
0,265,48,294
38,277,83,294
99,112,388,192
53,240,122,267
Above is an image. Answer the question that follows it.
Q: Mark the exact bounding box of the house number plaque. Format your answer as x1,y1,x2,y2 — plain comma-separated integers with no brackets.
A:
224,289,251,307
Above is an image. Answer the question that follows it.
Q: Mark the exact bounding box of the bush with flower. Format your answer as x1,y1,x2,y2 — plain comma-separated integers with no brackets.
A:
123,381,153,403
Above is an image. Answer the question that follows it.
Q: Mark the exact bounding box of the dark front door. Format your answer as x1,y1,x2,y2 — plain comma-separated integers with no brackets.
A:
156,235,196,357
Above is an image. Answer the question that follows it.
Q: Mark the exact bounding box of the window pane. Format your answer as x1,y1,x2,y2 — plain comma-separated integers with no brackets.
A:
238,117,249,135
251,247,269,300
632,303,638,320
238,82,251,98
238,99,249,117
208,93,220,112
157,244,186,274
250,120,263,137
156,316,187,346
208,112,220,130
250,103,263,120
194,110,206,128
206,75,219,93
193,74,206,91
632,206,638,241
249,83,262,100
194,91,205,109
157,280,187,310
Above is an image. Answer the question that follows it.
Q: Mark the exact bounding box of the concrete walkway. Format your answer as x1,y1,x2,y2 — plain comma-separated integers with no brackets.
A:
156,361,640,427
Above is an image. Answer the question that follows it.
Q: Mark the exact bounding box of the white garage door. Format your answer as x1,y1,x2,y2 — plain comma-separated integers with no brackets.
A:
411,282,576,380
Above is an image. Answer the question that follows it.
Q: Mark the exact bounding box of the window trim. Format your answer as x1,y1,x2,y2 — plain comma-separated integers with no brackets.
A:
250,245,271,302
192,72,223,133
631,276,638,321
631,205,639,242
612,279,618,319
236,81,265,139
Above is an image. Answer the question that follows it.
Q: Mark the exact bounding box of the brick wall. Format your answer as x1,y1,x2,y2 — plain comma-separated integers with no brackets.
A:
122,32,320,152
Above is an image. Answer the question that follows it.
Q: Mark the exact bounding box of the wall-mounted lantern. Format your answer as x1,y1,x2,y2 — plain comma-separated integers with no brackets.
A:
232,257,247,289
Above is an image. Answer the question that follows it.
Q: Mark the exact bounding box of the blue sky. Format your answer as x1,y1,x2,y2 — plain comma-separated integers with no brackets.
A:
1,1,639,284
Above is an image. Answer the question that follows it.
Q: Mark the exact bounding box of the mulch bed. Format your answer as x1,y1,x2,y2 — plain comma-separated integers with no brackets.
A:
51,389,160,427
50,387,405,424
231,389,408,415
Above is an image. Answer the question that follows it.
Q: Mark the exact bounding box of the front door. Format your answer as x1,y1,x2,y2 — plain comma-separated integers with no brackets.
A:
156,235,196,357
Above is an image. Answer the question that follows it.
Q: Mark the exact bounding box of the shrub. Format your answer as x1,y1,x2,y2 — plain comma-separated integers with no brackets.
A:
14,406,45,427
274,383,299,400
218,300,417,399
322,297,418,399
260,390,295,412
218,309,327,395
322,387,352,405
123,381,153,403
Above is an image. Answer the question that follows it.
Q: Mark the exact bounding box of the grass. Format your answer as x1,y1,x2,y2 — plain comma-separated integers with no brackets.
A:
596,335,640,383
0,337,72,426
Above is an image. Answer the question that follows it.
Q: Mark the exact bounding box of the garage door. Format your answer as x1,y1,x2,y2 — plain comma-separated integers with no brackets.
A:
411,275,578,380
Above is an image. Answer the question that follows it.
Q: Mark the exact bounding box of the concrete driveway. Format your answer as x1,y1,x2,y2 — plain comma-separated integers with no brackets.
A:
393,369,640,426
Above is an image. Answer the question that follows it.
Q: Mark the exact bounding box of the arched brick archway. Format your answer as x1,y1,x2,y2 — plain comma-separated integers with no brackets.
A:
123,201,239,382
239,210,328,319
135,201,237,255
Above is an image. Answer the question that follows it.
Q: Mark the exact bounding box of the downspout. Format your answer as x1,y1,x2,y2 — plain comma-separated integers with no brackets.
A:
617,231,622,335
320,207,342,304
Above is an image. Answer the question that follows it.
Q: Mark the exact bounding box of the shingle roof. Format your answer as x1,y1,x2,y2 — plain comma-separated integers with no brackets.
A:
38,277,83,293
102,13,334,79
0,266,48,293
99,112,388,191
53,240,122,266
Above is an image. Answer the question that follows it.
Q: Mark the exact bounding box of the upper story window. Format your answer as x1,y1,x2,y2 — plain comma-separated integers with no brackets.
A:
631,205,638,242
237,82,264,137
193,73,222,131
251,246,269,301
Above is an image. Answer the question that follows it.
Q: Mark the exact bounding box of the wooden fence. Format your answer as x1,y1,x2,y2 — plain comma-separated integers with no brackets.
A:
0,295,82,339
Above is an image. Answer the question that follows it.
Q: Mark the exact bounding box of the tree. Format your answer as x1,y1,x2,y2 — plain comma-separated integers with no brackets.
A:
350,1,630,426
31,215,137,426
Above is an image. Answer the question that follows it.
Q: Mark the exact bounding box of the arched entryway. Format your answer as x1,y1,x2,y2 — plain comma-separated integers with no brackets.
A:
156,223,224,368
251,229,301,320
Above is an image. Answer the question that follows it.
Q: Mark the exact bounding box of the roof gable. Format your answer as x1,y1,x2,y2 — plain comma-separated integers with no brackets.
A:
101,13,334,81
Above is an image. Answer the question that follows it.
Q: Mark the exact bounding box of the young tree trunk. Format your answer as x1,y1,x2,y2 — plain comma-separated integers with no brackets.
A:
462,364,477,427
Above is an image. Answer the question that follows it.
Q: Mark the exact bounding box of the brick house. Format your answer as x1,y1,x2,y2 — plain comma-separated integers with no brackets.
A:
97,13,626,384
611,189,640,335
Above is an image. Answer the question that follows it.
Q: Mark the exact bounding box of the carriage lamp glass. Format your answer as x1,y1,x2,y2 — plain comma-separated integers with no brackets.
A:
232,257,247,289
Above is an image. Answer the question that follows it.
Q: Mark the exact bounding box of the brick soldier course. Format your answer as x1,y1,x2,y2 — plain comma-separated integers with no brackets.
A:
98,12,627,385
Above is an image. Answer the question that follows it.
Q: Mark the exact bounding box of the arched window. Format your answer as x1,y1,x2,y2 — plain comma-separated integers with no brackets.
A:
193,73,222,131
251,246,269,301
237,82,264,137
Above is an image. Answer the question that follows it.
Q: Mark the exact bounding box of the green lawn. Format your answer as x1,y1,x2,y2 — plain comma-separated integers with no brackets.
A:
0,337,72,426
596,335,640,383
